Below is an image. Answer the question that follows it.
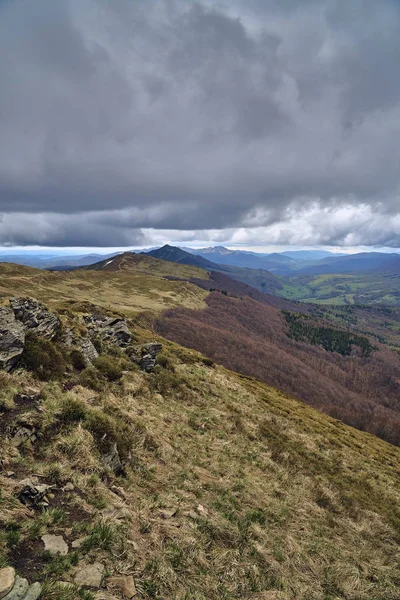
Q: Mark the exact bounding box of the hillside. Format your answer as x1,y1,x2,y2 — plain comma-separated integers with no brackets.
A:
157,292,400,445
146,245,283,294
0,294,399,599
85,252,208,280
0,259,208,316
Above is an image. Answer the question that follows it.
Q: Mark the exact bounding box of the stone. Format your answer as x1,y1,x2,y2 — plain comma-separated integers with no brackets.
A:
80,337,99,364
110,485,128,500
41,534,68,555
159,508,177,520
17,480,50,507
63,482,75,492
101,443,124,475
108,575,137,598
10,426,37,447
74,563,105,588
71,537,87,549
100,507,131,521
84,315,131,347
2,575,29,600
0,567,15,599
196,504,208,516
10,297,61,339
23,583,42,600
0,307,25,371
14,387,41,403
130,343,163,372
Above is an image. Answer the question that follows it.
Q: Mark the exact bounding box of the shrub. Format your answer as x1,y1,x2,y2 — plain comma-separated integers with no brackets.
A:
59,397,87,424
201,357,215,368
23,334,67,381
157,354,175,372
93,355,123,381
149,367,182,395
69,349,86,371
78,367,104,391
85,410,117,452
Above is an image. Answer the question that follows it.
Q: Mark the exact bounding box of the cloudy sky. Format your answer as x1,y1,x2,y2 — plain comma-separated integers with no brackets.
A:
1,0,400,250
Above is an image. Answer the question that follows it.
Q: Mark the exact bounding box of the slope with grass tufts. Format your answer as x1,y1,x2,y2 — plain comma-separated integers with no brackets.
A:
0,296,399,599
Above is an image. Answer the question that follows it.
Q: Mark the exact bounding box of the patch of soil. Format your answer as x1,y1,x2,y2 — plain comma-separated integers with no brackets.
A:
9,539,46,583
0,394,41,435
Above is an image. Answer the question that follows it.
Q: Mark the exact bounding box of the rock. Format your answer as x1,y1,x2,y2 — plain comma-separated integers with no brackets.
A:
74,563,105,588
0,307,25,371
23,583,42,600
10,426,37,448
110,485,129,500
100,507,131,521
63,482,75,492
0,567,15,599
101,443,124,475
14,387,41,403
108,575,137,598
80,337,99,365
41,534,68,555
71,537,87,549
17,479,50,507
2,575,29,600
196,504,208,516
130,343,163,372
159,508,177,520
84,315,131,347
10,297,61,339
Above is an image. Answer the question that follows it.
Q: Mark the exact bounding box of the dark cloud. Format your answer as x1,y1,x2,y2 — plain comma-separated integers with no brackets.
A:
0,0,400,247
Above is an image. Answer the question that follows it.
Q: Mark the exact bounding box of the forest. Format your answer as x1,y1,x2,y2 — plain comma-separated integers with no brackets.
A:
157,292,400,445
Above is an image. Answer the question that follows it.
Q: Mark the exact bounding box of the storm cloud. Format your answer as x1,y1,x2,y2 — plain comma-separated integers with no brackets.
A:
1,0,400,247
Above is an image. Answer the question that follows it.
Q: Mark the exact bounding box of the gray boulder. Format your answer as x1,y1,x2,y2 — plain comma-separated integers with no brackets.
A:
131,343,163,372
10,297,60,340
84,314,131,347
0,307,25,372
61,329,99,366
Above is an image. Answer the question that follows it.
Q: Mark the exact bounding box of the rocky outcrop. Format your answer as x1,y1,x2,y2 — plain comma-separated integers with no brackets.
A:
62,328,99,365
80,337,99,364
10,297,61,339
83,315,131,347
130,343,163,372
0,308,25,372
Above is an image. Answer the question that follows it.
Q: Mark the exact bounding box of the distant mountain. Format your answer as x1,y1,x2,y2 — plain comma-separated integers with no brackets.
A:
147,245,216,269
146,245,283,294
297,252,400,275
281,250,345,261
185,246,294,272
0,252,118,270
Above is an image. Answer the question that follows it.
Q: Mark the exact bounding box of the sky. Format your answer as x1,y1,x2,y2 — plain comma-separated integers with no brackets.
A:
1,0,400,251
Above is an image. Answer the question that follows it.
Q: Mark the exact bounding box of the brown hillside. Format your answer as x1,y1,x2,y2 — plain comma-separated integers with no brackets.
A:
157,292,400,445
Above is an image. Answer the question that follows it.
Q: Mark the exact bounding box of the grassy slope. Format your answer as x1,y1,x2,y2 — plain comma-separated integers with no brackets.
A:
0,260,208,316
0,336,400,600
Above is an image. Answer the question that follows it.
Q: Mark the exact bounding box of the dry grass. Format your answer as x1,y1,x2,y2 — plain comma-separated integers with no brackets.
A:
1,334,399,599
0,280,399,599
0,261,208,315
